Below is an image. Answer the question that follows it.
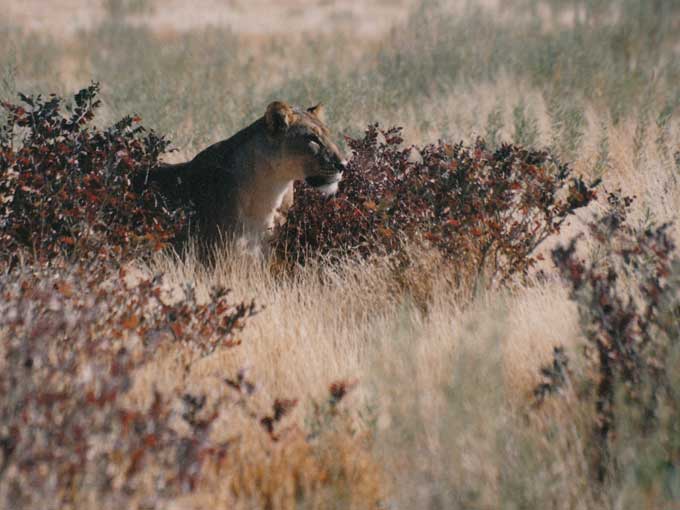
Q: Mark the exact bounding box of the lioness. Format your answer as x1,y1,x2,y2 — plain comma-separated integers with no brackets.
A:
141,101,346,250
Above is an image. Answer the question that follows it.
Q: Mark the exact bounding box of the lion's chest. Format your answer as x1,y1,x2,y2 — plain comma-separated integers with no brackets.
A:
236,179,294,239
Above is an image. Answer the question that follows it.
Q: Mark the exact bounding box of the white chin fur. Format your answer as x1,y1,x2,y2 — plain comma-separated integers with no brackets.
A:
317,181,339,195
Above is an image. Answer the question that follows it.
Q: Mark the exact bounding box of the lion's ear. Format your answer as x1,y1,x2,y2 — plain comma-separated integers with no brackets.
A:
265,101,294,135
307,103,326,122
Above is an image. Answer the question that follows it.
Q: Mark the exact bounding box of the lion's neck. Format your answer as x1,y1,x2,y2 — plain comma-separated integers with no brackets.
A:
237,167,293,240
224,126,298,243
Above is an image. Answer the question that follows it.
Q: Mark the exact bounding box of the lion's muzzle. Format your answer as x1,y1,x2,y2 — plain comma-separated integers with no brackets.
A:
305,169,343,195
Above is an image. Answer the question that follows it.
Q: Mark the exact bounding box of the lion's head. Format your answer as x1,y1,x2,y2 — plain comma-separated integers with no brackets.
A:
264,101,346,195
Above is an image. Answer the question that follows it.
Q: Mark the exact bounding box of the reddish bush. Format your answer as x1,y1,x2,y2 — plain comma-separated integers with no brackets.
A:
0,263,256,508
544,193,680,483
274,125,597,286
0,83,186,268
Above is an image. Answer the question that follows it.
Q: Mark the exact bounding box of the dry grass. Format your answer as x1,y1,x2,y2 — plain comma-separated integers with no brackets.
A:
118,246,586,508
0,0,415,39
2,0,680,507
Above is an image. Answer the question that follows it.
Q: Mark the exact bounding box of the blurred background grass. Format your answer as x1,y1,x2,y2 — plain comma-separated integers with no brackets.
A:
2,0,678,155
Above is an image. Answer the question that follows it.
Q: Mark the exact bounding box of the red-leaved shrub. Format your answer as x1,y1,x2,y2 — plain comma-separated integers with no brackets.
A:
0,263,257,508
539,193,680,483
274,125,598,286
0,83,186,268
0,261,372,508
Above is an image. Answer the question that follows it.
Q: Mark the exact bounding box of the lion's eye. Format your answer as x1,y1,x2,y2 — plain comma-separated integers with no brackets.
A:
309,141,320,153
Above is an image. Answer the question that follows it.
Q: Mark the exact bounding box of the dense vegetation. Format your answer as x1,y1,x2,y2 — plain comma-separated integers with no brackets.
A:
0,83,184,268
540,193,680,487
0,85,376,508
1,0,679,508
276,124,596,288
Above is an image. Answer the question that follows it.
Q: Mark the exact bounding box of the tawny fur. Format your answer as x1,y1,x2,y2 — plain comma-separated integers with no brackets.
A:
141,101,346,251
